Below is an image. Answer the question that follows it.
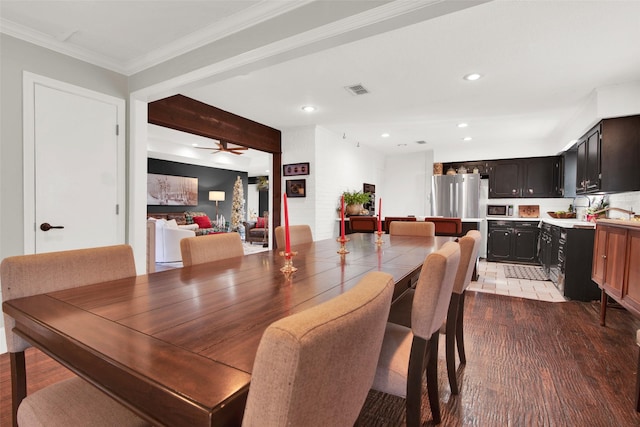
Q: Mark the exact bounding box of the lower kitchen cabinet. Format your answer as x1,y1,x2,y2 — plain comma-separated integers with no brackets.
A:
539,221,599,301
593,220,640,325
487,220,539,264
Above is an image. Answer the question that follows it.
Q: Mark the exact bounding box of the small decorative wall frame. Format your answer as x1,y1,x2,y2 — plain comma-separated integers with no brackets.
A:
283,162,310,176
286,179,306,198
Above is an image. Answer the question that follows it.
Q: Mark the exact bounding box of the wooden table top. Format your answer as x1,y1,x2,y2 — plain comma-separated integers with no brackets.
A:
3,233,453,427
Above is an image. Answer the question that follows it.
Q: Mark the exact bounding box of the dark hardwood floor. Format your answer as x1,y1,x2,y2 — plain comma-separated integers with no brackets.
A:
3,291,640,426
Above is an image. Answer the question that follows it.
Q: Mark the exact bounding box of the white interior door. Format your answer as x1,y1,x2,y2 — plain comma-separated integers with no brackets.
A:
24,73,126,254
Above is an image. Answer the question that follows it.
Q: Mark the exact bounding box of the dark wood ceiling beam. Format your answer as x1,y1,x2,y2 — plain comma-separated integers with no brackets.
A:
147,94,282,232
148,94,281,154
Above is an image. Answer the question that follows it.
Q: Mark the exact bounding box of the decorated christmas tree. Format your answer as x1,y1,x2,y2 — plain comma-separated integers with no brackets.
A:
230,176,245,234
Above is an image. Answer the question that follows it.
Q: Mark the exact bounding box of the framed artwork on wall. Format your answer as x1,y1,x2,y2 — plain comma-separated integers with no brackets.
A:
147,173,198,206
283,162,310,176
286,179,306,198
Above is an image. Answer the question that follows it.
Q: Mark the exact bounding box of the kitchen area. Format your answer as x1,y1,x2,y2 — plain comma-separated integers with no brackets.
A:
433,114,640,303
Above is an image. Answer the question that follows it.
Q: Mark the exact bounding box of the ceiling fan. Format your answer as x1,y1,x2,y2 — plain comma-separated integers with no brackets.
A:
195,141,249,155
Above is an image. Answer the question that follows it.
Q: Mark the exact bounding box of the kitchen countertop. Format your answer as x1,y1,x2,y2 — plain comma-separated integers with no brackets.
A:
485,217,541,222
486,216,597,229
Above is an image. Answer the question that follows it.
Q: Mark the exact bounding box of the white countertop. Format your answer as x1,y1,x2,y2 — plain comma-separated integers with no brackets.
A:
485,216,540,222
541,218,595,229
485,216,596,229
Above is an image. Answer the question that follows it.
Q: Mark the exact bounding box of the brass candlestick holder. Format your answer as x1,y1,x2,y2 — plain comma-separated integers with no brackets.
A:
279,251,298,274
375,231,384,245
336,236,350,254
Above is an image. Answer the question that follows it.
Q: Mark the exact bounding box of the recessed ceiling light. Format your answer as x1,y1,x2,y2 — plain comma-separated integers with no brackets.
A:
463,73,482,81
457,123,468,128
381,133,390,138
463,137,473,141
301,105,316,113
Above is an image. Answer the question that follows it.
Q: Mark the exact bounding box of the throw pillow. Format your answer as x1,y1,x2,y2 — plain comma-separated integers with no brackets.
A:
192,215,212,229
256,217,265,228
166,219,178,228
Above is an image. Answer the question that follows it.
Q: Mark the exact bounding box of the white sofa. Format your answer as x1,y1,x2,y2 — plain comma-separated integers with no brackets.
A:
153,219,196,263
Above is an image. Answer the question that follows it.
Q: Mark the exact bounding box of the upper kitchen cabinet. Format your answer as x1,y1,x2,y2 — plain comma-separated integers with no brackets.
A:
576,115,640,194
489,156,560,198
488,159,520,197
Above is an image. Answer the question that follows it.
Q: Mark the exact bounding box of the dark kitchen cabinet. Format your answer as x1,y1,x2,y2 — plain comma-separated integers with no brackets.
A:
487,220,539,264
522,156,560,198
488,160,521,198
576,115,640,194
576,125,600,193
539,222,560,283
489,157,560,198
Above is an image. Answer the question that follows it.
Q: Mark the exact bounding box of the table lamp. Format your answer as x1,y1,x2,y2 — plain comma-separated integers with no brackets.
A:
209,191,225,219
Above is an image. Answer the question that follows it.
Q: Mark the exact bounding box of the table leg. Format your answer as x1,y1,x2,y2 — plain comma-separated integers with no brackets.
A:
600,289,608,327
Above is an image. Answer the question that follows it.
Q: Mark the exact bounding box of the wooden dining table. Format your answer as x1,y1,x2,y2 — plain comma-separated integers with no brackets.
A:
3,233,454,427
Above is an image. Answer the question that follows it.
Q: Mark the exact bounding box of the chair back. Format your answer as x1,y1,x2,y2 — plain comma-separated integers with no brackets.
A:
453,230,482,294
389,221,435,237
1,245,136,353
242,271,394,427
274,225,313,250
180,232,244,266
411,241,460,339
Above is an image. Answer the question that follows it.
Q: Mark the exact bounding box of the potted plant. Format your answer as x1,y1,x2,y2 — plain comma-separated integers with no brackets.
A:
342,190,371,216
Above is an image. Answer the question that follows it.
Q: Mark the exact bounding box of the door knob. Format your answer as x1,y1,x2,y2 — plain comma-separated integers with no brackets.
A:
40,223,64,231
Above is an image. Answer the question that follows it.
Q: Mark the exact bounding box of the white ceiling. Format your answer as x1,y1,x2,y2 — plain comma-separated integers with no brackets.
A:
3,0,640,171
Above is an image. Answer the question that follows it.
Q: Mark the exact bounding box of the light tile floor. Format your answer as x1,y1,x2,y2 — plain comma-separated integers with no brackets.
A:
467,259,566,303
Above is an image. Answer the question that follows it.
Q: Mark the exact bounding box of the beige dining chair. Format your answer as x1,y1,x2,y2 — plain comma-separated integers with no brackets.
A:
274,224,313,250
387,230,482,395
1,245,148,427
389,221,435,237
180,232,244,266
441,230,481,393
372,241,460,426
242,271,395,427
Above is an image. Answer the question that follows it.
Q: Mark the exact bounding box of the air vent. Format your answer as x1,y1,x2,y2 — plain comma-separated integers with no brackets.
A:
345,84,369,96
416,140,427,145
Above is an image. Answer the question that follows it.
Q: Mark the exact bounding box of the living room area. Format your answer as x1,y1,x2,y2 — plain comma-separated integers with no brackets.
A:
146,155,272,270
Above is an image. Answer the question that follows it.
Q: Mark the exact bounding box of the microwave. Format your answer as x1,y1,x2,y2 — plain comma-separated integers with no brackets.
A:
487,204,514,217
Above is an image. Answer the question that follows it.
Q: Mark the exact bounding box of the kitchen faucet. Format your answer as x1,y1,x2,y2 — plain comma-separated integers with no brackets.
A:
573,195,591,208
572,195,591,221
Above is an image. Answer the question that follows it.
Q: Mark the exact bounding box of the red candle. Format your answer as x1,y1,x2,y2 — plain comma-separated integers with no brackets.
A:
283,193,291,253
377,198,382,233
340,195,345,240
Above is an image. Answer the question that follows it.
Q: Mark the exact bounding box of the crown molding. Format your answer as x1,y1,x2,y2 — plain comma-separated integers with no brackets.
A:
0,0,315,76
1,18,128,73
123,0,316,75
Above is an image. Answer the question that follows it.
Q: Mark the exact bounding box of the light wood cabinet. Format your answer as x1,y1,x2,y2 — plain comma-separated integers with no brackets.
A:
593,220,640,325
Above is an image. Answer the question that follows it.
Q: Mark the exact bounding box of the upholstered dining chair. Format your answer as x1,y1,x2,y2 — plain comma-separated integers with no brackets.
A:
242,271,395,427
1,245,148,427
387,230,482,396
274,224,313,250
389,221,435,237
372,241,460,426
180,232,244,266
636,329,640,412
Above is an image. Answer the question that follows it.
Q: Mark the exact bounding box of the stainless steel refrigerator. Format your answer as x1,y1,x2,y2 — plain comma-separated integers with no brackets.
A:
431,173,480,218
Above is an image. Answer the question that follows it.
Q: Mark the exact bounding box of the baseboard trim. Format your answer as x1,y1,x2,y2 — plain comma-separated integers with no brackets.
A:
0,327,7,354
